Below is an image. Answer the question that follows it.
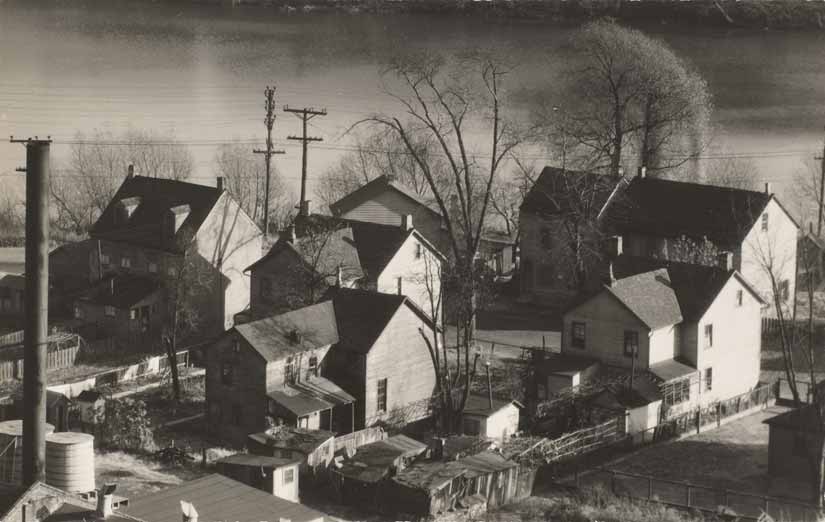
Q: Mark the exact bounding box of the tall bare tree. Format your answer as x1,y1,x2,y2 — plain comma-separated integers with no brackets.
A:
357,50,526,431
552,19,711,176
51,129,194,237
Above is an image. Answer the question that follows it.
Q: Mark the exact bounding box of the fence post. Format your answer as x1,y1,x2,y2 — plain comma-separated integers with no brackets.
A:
686,485,692,508
542,336,546,352
695,409,700,434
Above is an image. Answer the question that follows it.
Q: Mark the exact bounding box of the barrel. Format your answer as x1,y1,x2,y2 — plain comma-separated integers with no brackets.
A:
45,432,95,493
0,420,55,485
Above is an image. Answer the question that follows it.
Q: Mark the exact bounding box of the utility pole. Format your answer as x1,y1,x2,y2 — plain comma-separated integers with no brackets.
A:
816,126,825,237
284,105,326,217
10,136,51,486
253,86,285,238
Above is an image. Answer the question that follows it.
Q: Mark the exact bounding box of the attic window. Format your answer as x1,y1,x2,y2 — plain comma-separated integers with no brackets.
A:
414,243,423,260
120,197,141,219
287,329,303,344
170,204,191,234
761,213,769,231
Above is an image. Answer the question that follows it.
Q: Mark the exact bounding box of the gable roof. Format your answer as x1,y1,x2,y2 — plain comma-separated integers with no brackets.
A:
326,287,438,355
520,167,625,218
330,175,441,219
234,301,339,362
350,221,415,278
604,268,683,329
125,474,326,522
604,176,782,246
462,394,521,417
91,175,223,253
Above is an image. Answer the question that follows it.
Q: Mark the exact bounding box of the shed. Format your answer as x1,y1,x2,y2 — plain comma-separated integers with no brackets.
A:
384,460,468,516
763,405,822,498
533,352,601,397
247,427,335,481
461,394,523,441
10,389,72,432
459,451,520,509
591,379,663,436
75,389,105,429
215,453,302,503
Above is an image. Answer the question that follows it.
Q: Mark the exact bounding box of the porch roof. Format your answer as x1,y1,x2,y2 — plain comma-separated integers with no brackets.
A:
649,359,698,382
290,375,355,406
267,388,332,418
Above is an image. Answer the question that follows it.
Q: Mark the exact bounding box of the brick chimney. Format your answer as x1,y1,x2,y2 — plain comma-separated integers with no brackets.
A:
765,182,772,194
637,166,647,179
216,177,224,192
97,484,117,519
606,236,623,259
285,223,296,243
299,200,310,217
126,164,134,179
718,251,734,271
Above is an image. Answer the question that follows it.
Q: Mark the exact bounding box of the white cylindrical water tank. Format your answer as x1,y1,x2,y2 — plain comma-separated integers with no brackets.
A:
0,420,55,485
45,432,95,493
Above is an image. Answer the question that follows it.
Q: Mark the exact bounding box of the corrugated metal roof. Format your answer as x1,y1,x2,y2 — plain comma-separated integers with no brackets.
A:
291,376,355,406
458,451,518,478
268,387,333,417
125,474,326,522
216,453,302,468
235,301,338,362
392,461,467,491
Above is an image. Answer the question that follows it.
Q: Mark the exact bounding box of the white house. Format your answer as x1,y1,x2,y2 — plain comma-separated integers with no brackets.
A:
560,253,766,417
461,394,522,441
519,166,798,316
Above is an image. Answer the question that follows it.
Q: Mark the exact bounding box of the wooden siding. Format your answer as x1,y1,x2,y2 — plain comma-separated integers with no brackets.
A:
249,248,316,318
562,292,652,369
377,234,442,319
363,304,437,428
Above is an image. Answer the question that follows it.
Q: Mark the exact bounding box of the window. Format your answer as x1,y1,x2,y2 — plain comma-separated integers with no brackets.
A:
283,468,295,485
167,266,176,277
308,356,318,377
780,280,790,302
377,378,388,413
705,367,713,392
704,324,713,349
541,228,552,250
284,356,295,385
736,289,743,307
232,339,240,354
221,362,234,386
129,309,137,320
100,254,110,265
665,378,691,406
261,278,272,298
463,417,481,435
278,449,292,459
623,330,639,358
761,213,769,231
148,262,158,273
414,243,422,260
73,306,83,319
571,322,586,349
120,257,131,269
397,277,403,295
104,305,116,317
298,416,309,428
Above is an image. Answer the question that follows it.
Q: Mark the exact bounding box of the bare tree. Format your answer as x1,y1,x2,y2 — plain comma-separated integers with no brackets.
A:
51,129,194,237
552,19,711,176
358,50,526,431
656,235,720,266
489,158,535,238
214,142,291,231
702,155,760,191
0,192,23,243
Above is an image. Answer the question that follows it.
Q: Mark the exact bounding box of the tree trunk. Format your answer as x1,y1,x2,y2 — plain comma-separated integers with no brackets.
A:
165,335,181,403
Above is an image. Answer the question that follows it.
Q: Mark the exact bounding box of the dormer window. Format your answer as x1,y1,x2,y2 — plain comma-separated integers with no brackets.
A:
170,204,191,234
114,197,141,226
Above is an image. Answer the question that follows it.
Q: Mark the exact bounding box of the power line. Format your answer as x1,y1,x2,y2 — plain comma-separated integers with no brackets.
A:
284,105,327,215
252,86,286,238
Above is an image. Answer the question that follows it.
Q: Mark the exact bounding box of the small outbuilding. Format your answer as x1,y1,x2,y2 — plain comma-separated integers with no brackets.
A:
460,450,520,509
461,394,522,441
533,352,601,398
215,453,302,503
247,427,335,482
763,405,822,499
384,460,468,516
75,389,106,431
591,379,663,437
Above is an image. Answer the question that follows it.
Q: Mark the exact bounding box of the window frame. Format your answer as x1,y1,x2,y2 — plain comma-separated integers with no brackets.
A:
377,378,388,413
540,228,552,250
104,305,116,317
761,212,769,231
736,289,743,307
120,257,132,269
571,322,586,349
414,242,423,260
623,330,639,358
284,356,295,385
705,367,713,392
308,355,318,377
221,361,234,386
780,280,790,302
283,468,295,485
704,324,713,349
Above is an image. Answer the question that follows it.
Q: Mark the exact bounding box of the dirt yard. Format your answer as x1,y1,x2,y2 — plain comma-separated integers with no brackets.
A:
94,450,208,500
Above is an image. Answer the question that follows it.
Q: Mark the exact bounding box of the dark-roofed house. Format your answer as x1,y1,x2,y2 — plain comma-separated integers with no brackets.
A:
461,394,522,442
560,253,766,418
0,482,142,522
205,301,355,445
50,172,262,338
246,212,444,321
329,175,514,277
216,453,302,503
323,287,439,430
520,167,798,316
72,274,163,340
125,473,327,522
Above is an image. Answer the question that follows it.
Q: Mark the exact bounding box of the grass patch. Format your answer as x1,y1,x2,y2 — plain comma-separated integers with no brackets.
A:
94,450,207,500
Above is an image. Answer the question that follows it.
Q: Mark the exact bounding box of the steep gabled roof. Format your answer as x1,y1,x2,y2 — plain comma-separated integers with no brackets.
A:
520,167,625,218
462,394,522,418
604,177,778,246
91,175,223,253
604,268,683,329
330,175,441,218
326,287,439,354
350,221,414,278
126,474,326,522
234,301,339,362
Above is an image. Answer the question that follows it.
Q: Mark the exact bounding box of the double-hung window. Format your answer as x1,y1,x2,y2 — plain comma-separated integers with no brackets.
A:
571,322,586,349
623,330,639,358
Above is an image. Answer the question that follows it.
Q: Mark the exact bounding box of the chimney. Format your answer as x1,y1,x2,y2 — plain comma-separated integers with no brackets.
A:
127,164,134,179
637,166,646,179
285,224,296,243
401,214,413,231
606,236,623,259
299,200,310,217
765,182,772,194
718,251,734,271
336,265,343,287
181,501,198,522
216,177,224,192
97,485,116,519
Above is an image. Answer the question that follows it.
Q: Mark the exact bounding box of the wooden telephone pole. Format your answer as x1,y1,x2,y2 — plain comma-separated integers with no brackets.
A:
253,86,285,238
284,106,326,217
817,126,825,237
10,136,51,485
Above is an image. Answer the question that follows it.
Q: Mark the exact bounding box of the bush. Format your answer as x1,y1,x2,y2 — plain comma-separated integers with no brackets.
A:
96,398,156,453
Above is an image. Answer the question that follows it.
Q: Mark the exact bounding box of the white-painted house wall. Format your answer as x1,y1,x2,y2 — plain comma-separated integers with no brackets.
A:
692,276,763,405
464,403,520,442
273,463,301,503
738,198,798,318
377,233,442,320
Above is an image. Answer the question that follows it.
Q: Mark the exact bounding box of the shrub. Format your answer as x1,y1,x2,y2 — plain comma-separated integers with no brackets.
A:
96,397,156,453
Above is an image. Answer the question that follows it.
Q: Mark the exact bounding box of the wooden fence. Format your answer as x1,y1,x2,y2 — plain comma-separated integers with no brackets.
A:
0,334,81,381
514,417,624,465
334,427,387,454
582,468,821,522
